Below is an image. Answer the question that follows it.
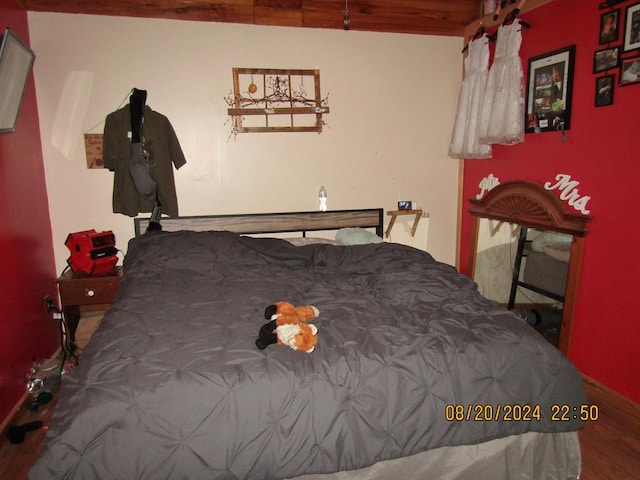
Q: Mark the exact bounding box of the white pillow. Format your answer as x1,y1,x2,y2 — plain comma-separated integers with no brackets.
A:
531,231,572,252
335,228,383,246
543,243,571,263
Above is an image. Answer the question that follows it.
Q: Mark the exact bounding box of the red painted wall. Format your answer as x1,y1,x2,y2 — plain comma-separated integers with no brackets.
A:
0,0,59,422
459,0,640,404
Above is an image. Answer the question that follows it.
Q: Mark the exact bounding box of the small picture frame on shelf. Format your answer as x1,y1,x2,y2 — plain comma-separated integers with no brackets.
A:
623,2,640,52
619,56,640,86
599,9,620,44
594,75,615,107
593,46,620,73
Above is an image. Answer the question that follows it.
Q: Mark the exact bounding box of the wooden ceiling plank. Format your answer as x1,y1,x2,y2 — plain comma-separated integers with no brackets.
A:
254,6,303,27
16,0,480,36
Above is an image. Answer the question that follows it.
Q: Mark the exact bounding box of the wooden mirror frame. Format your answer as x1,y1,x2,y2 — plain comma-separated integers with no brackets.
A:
468,180,592,354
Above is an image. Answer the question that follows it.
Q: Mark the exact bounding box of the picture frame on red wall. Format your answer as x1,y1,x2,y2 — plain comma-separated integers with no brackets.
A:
619,56,640,86
595,74,615,106
599,9,620,45
593,46,620,73
623,2,640,52
525,45,576,134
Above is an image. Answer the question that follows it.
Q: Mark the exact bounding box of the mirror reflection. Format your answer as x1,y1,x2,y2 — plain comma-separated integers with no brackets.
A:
474,219,572,348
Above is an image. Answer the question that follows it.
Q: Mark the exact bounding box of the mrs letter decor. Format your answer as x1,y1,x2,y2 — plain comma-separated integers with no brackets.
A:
544,174,591,215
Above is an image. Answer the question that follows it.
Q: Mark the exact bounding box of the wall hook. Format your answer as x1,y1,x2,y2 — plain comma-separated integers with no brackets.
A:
556,123,568,143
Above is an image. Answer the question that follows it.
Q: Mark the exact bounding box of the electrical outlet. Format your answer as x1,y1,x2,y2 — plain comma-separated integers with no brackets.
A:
44,295,56,315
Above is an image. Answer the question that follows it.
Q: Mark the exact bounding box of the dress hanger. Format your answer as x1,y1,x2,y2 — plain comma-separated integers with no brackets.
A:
493,0,525,22
493,1,506,21
501,0,530,29
461,24,486,53
473,24,486,40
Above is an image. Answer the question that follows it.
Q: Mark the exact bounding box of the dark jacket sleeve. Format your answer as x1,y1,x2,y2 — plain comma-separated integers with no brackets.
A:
164,119,187,170
102,109,125,172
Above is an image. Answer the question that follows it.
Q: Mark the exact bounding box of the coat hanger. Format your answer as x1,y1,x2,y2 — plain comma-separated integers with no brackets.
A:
84,89,141,134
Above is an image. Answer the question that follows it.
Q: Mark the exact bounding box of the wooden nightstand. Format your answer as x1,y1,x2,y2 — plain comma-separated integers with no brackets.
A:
57,267,123,346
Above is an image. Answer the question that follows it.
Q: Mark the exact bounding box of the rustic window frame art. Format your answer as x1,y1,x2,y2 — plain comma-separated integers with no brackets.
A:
225,68,329,137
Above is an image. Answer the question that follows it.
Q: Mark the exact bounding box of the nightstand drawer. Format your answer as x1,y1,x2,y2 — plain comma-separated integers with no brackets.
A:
57,267,123,349
58,278,119,304
58,268,123,305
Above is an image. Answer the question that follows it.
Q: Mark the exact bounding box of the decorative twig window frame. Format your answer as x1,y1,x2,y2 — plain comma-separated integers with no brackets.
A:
225,68,329,136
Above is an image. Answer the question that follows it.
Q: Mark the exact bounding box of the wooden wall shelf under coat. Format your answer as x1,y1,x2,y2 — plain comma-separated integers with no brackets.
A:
225,68,329,135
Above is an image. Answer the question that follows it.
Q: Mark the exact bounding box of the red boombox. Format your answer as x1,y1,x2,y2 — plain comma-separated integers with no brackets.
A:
65,230,118,274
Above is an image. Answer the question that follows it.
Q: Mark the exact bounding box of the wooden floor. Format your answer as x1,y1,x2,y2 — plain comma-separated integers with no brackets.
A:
0,393,58,480
1,378,639,479
578,378,640,480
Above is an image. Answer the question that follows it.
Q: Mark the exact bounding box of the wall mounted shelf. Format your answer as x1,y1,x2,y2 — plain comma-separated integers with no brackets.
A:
385,209,423,238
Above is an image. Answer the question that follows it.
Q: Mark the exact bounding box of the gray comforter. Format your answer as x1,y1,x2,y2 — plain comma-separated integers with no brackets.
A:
31,231,586,480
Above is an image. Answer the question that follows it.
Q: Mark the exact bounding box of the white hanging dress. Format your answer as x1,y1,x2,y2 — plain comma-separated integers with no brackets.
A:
479,20,525,145
448,34,492,159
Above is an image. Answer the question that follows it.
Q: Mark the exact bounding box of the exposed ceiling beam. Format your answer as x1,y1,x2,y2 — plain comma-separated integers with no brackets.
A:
14,0,482,37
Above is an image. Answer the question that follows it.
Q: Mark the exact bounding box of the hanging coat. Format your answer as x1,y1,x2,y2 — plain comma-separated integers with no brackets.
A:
103,105,186,217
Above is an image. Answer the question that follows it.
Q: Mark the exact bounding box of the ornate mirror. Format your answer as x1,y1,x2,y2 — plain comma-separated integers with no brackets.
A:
468,180,591,354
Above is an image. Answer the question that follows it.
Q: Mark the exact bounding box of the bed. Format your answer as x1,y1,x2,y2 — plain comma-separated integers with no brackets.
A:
31,209,586,480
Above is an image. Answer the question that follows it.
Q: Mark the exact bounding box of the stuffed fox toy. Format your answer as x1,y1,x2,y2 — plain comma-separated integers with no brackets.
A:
255,302,319,353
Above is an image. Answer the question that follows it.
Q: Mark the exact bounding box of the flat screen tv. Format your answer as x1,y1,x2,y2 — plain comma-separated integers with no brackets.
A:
0,28,35,133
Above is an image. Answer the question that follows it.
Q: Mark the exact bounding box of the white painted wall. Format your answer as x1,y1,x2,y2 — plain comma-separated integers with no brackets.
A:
28,13,462,273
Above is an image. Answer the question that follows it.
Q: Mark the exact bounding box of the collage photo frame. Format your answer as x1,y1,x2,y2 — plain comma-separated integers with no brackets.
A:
592,1,640,108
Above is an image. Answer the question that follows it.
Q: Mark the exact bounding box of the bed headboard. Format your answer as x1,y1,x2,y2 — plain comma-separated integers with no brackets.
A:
134,209,384,238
